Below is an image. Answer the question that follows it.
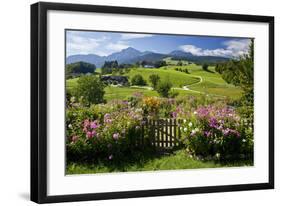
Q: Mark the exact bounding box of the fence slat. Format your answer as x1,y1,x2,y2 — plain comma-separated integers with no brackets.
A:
165,119,169,147
177,119,182,146
156,120,160,147
169,119,173,147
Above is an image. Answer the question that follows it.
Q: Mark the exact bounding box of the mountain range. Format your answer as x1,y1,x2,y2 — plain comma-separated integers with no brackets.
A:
66,47,229,67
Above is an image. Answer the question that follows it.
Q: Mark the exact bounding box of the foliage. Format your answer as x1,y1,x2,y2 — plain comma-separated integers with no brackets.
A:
126,68,199,88
149,74,160,90
179,105,253,159
131,74,147,86
156,80,173,97
67,149,253,174
101,60,119,74
142,97,161,118
74,75,105,106
66,102,144,162
202,63,209,71
154,60,167,68
215,39,254,105
66,61,96,79
177,60,183,66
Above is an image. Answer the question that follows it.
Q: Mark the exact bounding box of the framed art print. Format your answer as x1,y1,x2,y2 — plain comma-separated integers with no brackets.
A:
30,2,274,203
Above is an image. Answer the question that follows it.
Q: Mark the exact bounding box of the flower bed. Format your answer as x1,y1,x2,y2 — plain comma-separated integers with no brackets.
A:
178,105,253,159
66,102,144,162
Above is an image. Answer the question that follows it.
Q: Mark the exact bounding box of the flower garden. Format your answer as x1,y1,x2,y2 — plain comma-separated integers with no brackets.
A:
66,92,254,174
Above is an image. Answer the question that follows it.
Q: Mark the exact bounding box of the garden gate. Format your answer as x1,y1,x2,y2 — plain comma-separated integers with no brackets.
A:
142,118,183,148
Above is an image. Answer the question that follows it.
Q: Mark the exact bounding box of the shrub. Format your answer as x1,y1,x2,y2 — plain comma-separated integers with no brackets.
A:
66,103,144,162
156,80,172,98
142,97,161,118
66,61,96,78
179,105,253,159
149,74,160,90
202,63,209,71
131,74,147,86
74,75,105,106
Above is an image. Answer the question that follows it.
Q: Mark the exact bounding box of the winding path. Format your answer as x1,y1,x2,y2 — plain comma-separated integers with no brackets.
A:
128,74,226,97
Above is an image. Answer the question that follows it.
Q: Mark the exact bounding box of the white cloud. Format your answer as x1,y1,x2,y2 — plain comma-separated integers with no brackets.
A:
120,33,154,40
105,41,129,52
179,39,251,58
66,34,108,56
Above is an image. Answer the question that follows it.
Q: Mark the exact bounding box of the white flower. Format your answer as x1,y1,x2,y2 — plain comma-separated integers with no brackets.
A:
191,129,195,133
68,124,72,129
194,111,197,115
183,119,187,123
180,127,183,130
195,128,199,132
188,122,193,127
183,127,188,132
242,139,246,143
215,153,221,158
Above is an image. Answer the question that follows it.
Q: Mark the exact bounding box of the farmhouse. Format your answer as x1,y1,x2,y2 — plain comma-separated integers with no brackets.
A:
144,64,154,68
101,75,129,86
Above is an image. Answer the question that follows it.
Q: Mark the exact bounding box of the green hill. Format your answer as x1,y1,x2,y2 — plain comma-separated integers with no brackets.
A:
126,68,200,87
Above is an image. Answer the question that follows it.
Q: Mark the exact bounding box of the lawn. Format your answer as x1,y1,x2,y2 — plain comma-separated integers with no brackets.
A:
126,68,200,87
66,150,253,175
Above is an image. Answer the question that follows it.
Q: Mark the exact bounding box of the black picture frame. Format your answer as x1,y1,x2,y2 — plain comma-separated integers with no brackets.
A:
31,2,274,204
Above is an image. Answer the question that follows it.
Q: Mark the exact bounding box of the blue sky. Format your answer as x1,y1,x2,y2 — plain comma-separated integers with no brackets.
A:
66,30,251,58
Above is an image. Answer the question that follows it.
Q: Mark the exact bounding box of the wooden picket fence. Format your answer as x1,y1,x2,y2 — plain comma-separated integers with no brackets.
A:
138,118,183,148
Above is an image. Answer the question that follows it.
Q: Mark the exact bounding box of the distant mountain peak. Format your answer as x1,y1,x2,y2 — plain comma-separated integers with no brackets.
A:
121,47,139,52
169,50,193,57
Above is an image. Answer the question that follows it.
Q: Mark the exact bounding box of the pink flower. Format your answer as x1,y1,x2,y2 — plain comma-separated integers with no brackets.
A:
105,119,112,124
104,113,110,120
83,119,90,127
71,135,79,143
86,131,93,139
91,130,96,137
108,155,113,160
113,133,119,140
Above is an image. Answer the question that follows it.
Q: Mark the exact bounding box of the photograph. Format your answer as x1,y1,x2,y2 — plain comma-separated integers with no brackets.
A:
65,30,254,175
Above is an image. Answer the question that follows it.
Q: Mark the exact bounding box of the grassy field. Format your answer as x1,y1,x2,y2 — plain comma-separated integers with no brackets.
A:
163,57,189,65
66,150,253,174
126,68,200,87
66,63,243,101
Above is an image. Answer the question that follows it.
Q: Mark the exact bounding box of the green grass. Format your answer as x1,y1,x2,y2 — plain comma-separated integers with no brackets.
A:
163,57,189,65
66,64,243,101
126,68,200,87
104,86,158,101
66,150,253,175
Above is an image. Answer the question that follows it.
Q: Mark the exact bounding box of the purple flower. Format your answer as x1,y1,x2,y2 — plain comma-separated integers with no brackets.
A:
204,131,212,138
209,117,218,128
171,111,177,118
113,133,119,140
105,119,112,124
108,155,113,160
104,113,111,122
196,107,209,118
90,120,99,129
